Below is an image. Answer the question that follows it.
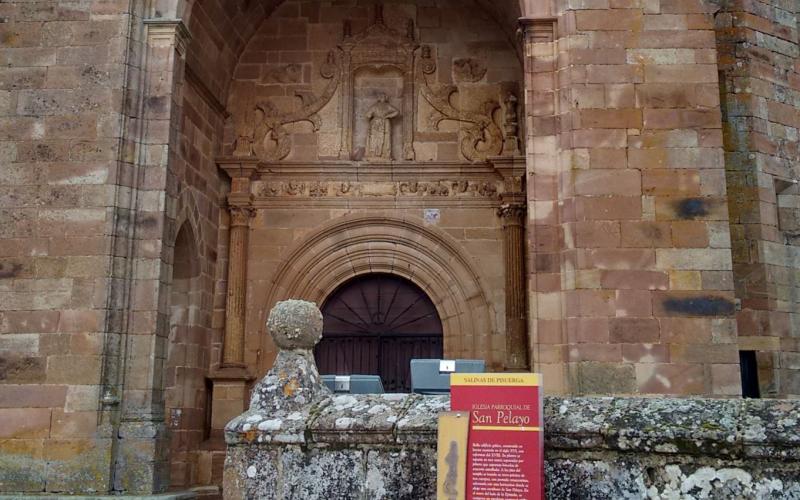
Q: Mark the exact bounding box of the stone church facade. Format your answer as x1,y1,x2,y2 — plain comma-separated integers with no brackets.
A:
0,0,798,496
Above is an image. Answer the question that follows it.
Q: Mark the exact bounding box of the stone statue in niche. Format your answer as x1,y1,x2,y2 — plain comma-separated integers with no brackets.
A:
365,93,400,160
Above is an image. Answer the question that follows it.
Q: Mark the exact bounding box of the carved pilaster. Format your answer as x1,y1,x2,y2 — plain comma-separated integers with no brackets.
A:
217,160,258,372
498,202,529,370
223,205,254,368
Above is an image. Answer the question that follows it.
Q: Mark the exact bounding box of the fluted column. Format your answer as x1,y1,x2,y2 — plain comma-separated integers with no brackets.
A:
216,160,258,373
222,205,254,367
499,203,529,370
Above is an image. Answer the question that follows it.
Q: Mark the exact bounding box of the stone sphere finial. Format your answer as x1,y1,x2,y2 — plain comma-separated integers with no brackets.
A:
267,299,323,350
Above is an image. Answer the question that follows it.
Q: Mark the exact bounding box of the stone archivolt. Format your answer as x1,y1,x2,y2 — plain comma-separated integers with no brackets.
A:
259,214,497,372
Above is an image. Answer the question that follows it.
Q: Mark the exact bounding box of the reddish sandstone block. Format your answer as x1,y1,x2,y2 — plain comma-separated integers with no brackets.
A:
622,343,669,363
0,385,66,408
670,343,738,363
566,317,610,343
0,408,51,438
620,221,672,247
660,318,711,345
631,30,716,49
586,64,644,84
643,108,721,128
579,248,657,270
605,84,636,108
569,289,617,317
578,108,643,128
601,270,669,290
537,319,565,344
616,290,653,316
573,221,622,247
50,410,98,438
576,9,643,31
610,317,661,343
589,148,628,168
636,363,705,394
671,220,709,247
644,64,718,83
574,169,641,196
570,343,622,362
642,170,701,196
572,129,628,148
577,196,642,220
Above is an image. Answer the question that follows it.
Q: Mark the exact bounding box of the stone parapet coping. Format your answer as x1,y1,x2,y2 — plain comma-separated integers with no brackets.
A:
0,494,196,499
226,394,800,461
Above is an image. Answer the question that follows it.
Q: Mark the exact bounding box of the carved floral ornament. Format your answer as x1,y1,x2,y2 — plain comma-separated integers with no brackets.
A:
232,5,521,163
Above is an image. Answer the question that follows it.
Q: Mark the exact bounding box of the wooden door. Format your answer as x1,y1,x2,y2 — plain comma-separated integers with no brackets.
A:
315,273,443,392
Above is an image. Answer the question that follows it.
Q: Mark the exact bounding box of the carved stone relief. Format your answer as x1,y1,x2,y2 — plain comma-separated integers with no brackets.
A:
338,5,418,161
501,92,521,156
453,58,487,83
263,64,302,84
228,2,522,164
417,46,504,162
234,51,341,161
254,180,501,199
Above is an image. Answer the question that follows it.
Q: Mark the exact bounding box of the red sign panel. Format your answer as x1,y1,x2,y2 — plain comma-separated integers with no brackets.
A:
450,373,543,500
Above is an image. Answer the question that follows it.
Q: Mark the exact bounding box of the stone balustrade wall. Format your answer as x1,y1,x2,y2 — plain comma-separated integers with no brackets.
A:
223,300,800,499
224,393,800,499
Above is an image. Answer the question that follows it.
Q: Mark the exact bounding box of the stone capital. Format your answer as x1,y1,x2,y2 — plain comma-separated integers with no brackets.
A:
229,206,256,227
143,18,191,55
518,17,557,43
488,155,526,194
497,203,526,222
219,159,260,183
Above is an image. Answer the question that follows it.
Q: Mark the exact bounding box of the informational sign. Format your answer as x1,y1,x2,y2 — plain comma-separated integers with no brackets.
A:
436,412,469,500
450,373,543,500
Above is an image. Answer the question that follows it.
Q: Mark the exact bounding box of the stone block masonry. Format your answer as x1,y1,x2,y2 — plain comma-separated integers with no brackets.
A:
224,300,800,499
0,0,799,496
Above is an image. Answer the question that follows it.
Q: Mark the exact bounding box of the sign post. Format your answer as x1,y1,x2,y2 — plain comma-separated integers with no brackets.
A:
449,373,543,500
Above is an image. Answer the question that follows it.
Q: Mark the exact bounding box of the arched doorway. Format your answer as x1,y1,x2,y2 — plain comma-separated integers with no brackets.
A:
315,273,443,392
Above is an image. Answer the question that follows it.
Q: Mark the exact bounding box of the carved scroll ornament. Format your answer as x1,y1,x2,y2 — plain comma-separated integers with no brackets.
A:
235,50,341,161
417,46,504,162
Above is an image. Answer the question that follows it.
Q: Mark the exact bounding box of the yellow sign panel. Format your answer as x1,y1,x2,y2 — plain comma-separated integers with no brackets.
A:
436,411,469,500
450,373,541,387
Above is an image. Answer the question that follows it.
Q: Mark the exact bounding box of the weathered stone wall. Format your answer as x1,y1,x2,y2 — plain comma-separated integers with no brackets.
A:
713,0,800,398
527,0,742,396
0,0,135,493
225,395,800,499
223,301,800,499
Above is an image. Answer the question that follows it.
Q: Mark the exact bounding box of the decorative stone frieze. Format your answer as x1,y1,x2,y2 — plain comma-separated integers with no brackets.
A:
254,179,501,199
